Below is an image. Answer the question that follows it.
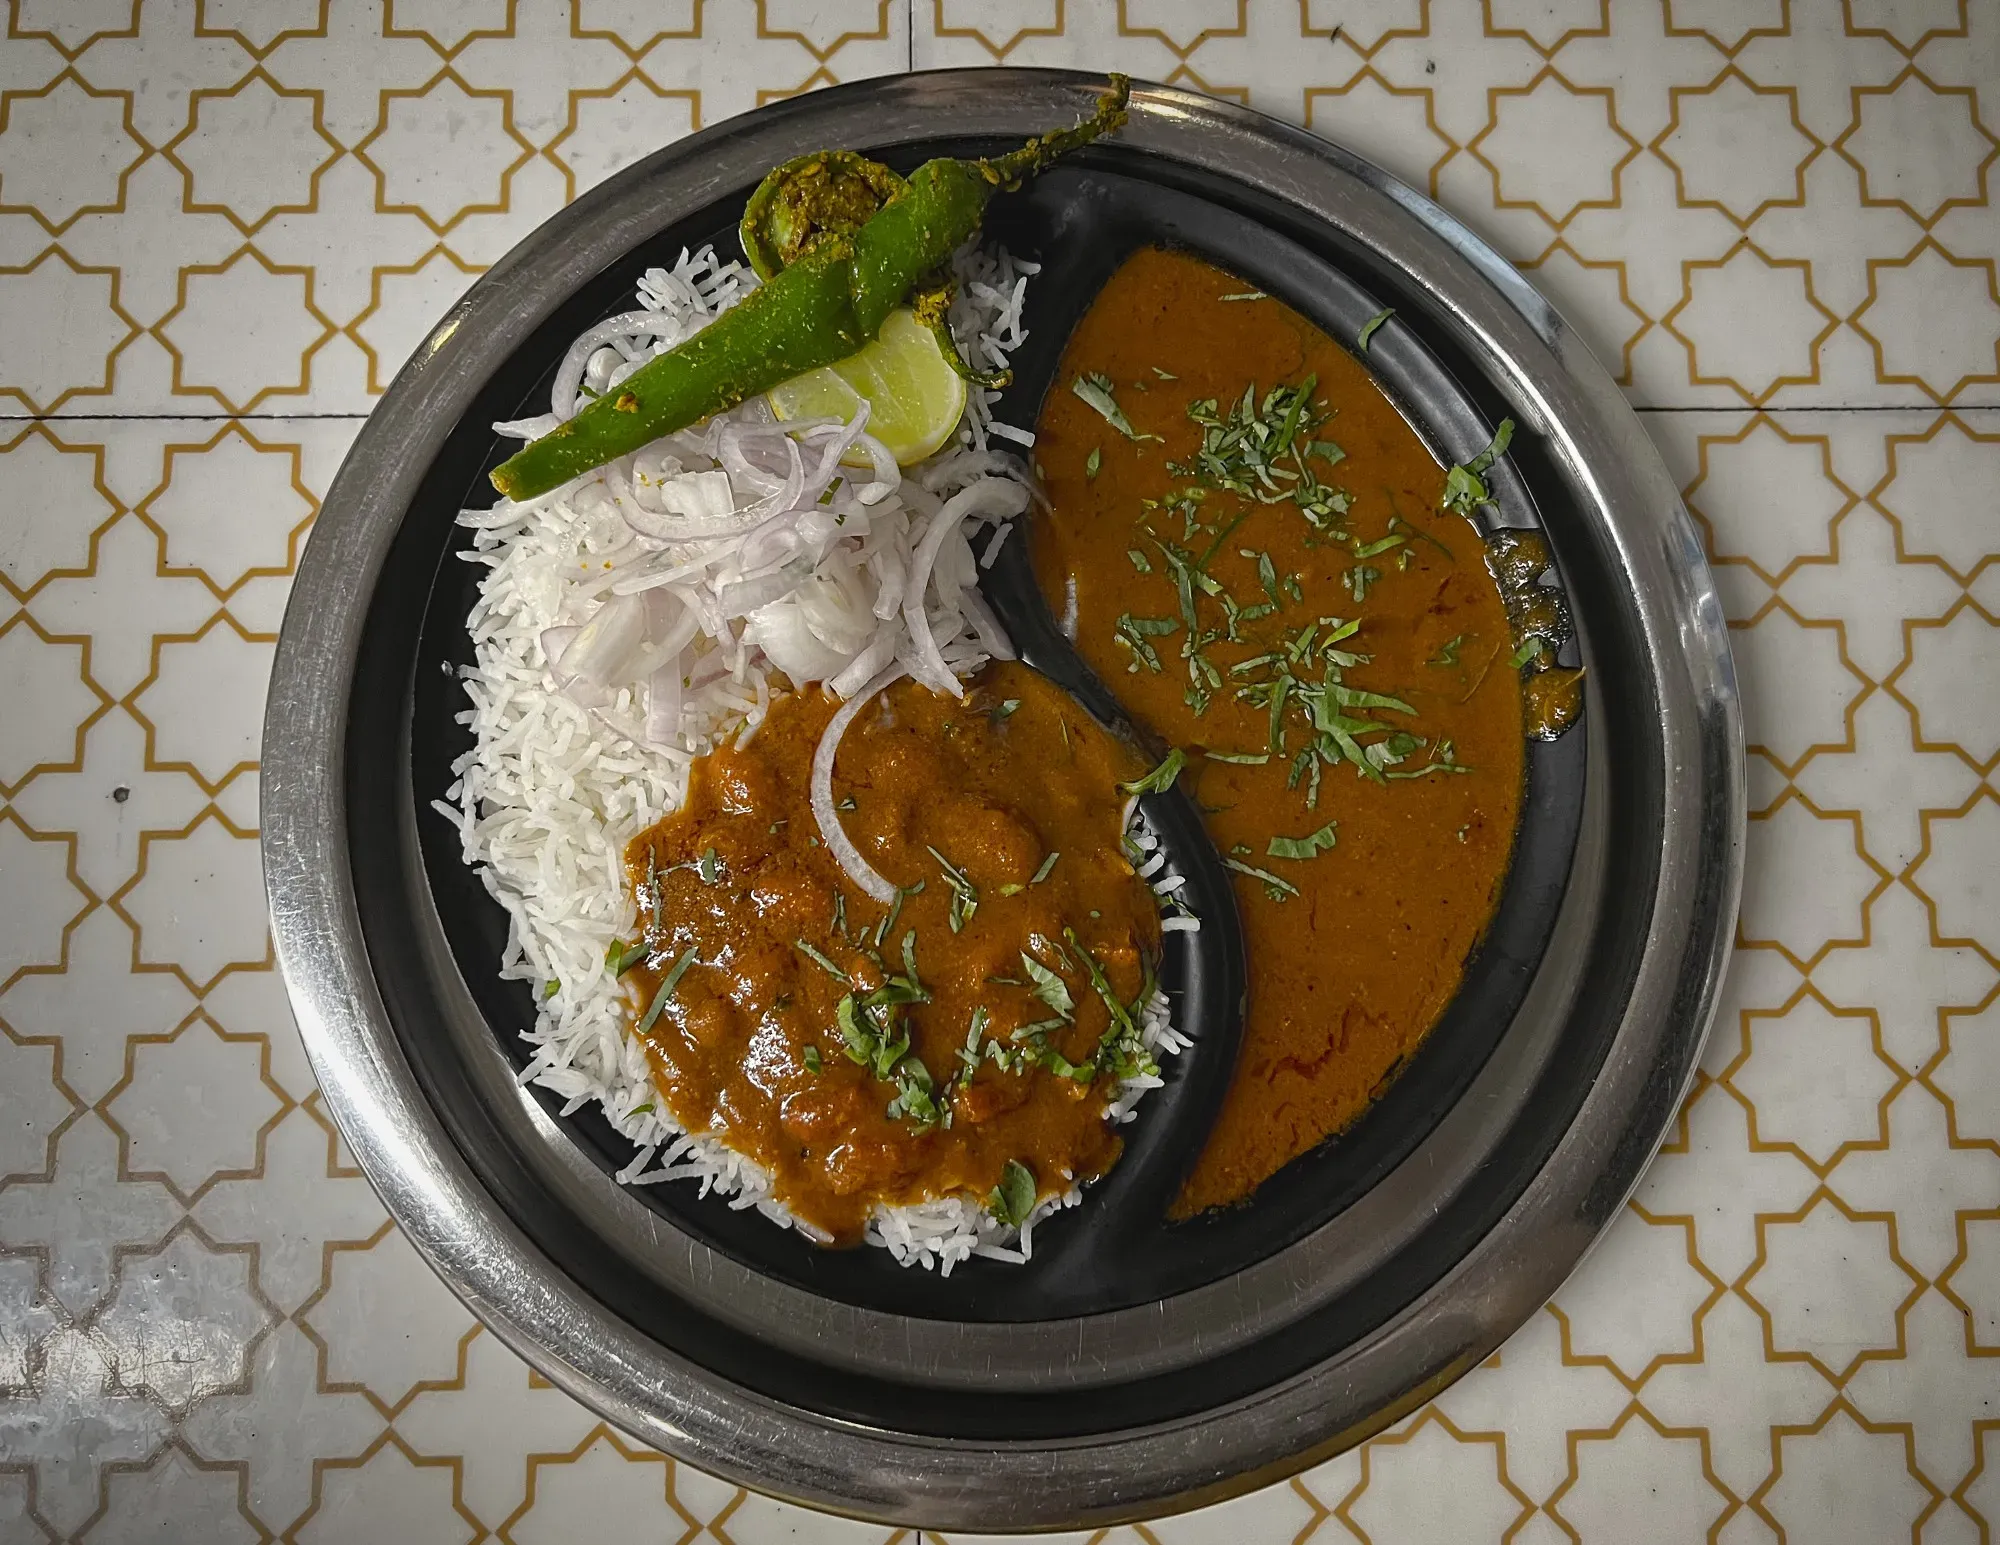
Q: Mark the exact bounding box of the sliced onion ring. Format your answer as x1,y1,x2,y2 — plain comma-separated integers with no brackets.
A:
901,478,1028,698
810,663,905,903
552,312,682,419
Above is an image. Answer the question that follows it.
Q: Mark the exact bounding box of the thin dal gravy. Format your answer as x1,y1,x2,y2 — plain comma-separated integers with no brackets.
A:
1030,247,1527,1215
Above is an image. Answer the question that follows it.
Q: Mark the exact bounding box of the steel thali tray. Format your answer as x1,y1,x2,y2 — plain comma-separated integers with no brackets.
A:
261,69,1743,1531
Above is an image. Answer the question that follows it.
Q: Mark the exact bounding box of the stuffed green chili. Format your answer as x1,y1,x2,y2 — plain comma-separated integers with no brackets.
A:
489,75,1130,502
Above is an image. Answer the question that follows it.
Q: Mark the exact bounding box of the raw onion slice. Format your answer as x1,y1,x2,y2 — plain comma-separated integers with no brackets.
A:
745,598,852,684
553,591,646,686
798,400,872,485
850,430,899,504
537,625,578,666
810,663,905,902
552,311,684,419
612,465,768,544
957,587,1015,661
716,553,816,619
495,412,563,441
645,663,682,747
828,632,897,699
795,559,875,656
644,589,701,660
901,479,1029,697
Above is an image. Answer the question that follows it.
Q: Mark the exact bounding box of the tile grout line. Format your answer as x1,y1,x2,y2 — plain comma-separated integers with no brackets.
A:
4,405,1996,427
1625,404,2000,414
0,413,376,423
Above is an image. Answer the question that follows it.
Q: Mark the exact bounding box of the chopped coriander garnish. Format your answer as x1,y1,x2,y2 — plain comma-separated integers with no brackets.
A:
834,997,902,1076
1251,549,1283,606
1357,306,1395,350
1428,634,1464,668
1030,849,1060,886
885,1056,947,1130
837,795,857,811
1085,446,1102,479
1224,856,1300,900
794,938,848,982
636,947,698,1031
957,1005,989,1084
1119,746,1187,796
1072,372,1161,442
1386,738,1474,779
988,1159,1037,1227
1113,611,1177,672
696,846,721,885
1127,548,1152,573
1391,511,1456,563
1365,730,1425,774
629,1101,654,1116
1169,376,1353,533
803,1046,822,1073
1268,820,1339,861
607,939,649,976
927,845,980,933
1329,683,1417,714
1062,927,1160,1083
871,879,922,949
1346,563,1381,603
1441,418,1515,518
1511,636,1550,669
990,697,1021,722
541,979,560,1000
1207,749,1270,764
1352,531,1407,559
1019,952,1076,1020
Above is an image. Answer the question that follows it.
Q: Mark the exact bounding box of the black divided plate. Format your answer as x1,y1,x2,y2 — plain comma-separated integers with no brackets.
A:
379,145,1585,1325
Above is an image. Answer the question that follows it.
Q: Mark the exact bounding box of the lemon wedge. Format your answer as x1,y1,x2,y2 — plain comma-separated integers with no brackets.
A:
766,306,967,467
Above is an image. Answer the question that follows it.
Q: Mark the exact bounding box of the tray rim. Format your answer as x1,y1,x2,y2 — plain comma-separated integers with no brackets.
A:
260,67,1743,1529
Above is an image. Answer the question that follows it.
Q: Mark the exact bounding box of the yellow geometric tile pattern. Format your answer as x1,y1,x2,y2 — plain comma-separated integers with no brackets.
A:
0,2,1995,1540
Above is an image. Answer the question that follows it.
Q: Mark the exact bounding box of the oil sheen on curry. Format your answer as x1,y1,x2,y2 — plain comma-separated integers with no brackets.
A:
618,662,1165,1245
1031,246,1562,1216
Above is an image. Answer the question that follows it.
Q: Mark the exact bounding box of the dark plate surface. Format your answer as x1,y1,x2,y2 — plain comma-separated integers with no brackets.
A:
401,154,1585,1321
266,70,1741,1529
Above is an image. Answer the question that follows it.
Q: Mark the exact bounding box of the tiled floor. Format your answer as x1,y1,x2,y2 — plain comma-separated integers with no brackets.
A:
1,2,1996,1541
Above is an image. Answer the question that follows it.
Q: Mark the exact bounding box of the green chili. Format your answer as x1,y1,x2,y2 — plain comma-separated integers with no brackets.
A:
490,76,1130,502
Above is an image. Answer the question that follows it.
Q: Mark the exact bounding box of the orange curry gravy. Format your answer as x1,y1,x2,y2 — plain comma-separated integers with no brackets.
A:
620,661,1162,1245
1030,247,1526,1216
